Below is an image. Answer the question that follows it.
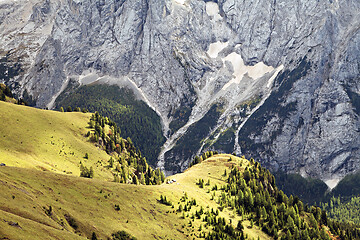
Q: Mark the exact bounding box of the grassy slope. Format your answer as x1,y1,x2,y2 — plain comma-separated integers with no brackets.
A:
0,103,270,239
0,101,113,181
173,154,271,240
0,167,185,239
0,154,270,240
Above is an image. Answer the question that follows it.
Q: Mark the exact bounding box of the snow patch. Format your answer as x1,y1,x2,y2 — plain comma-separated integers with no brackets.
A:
158,48,282,173
207,41,228,58
173,0,186,5
206,2,222,21
324,178,341,190
0,0,17,3
222,52,274,90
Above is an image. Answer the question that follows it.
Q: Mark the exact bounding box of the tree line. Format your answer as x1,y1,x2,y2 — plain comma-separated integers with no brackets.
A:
56,84,165,166
86,112,165,185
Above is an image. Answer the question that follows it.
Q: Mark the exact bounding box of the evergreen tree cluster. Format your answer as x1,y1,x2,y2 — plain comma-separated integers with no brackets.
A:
273,171,328,204
208,158,360,240
177,193,197,213
329,220,360,240
211,159,334,239
59,106,88,113
192,157,360,239
189,151,218,168
157,155,360,239
0,83,13,101
321,195,360,226
88,112,165,185
159,195,172,206
111,230,137,240
317,170,360,234
80,163,94,178
56,84,165,166
0,83,26,105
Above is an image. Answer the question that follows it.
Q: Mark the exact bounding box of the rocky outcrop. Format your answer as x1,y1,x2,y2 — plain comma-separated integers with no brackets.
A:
1,0,359,184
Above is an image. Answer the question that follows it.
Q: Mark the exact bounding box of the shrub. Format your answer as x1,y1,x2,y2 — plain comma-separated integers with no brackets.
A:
112,230,137,240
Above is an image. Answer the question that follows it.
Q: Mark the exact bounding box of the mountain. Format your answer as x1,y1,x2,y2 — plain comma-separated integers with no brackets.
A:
1,0,360,184
1,102,360,239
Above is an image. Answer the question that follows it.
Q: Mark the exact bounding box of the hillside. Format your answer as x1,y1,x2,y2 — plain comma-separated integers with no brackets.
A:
2,153,359,239
0,154,239,240
0,101,116,180
319,172,360,225
0,101,164,186
55,83,165,167
0,102,359,239
0,166,187,239
0,83,19,104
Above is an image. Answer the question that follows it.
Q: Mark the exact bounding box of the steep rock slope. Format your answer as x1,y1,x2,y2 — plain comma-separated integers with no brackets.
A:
1,0,360,184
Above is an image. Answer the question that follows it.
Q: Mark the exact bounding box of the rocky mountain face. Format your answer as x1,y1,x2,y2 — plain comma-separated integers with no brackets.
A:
1,0,360,186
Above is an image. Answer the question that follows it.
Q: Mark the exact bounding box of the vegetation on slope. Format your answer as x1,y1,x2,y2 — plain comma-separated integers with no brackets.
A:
87,112,165,185
55,83,165,166
186,154,360,240
165,103,223,172
0,101,163,185
0,101,358,240
0,83,15,102
317,171,360,225
0,83,26,104
0,167,187,240
272,167,360,227
321,196,360,225
0,154,247,240
189,151,218,168
273,172,328,204
0,101,114,180
330,171,360,198
1,151,360,240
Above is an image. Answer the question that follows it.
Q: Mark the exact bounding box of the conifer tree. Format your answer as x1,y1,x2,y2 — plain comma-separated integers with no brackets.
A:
91,232,98,240
132,175,138,185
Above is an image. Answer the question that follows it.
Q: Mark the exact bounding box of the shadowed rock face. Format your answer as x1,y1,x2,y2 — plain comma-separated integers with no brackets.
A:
1,0,360,182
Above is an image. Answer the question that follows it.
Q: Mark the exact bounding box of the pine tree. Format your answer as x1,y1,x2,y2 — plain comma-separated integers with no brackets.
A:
91,232,98,240
132,175,138,185
309,214,318,229
286,216,295,234
237,221,244,231
108,157,114,168
140,172,145,185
